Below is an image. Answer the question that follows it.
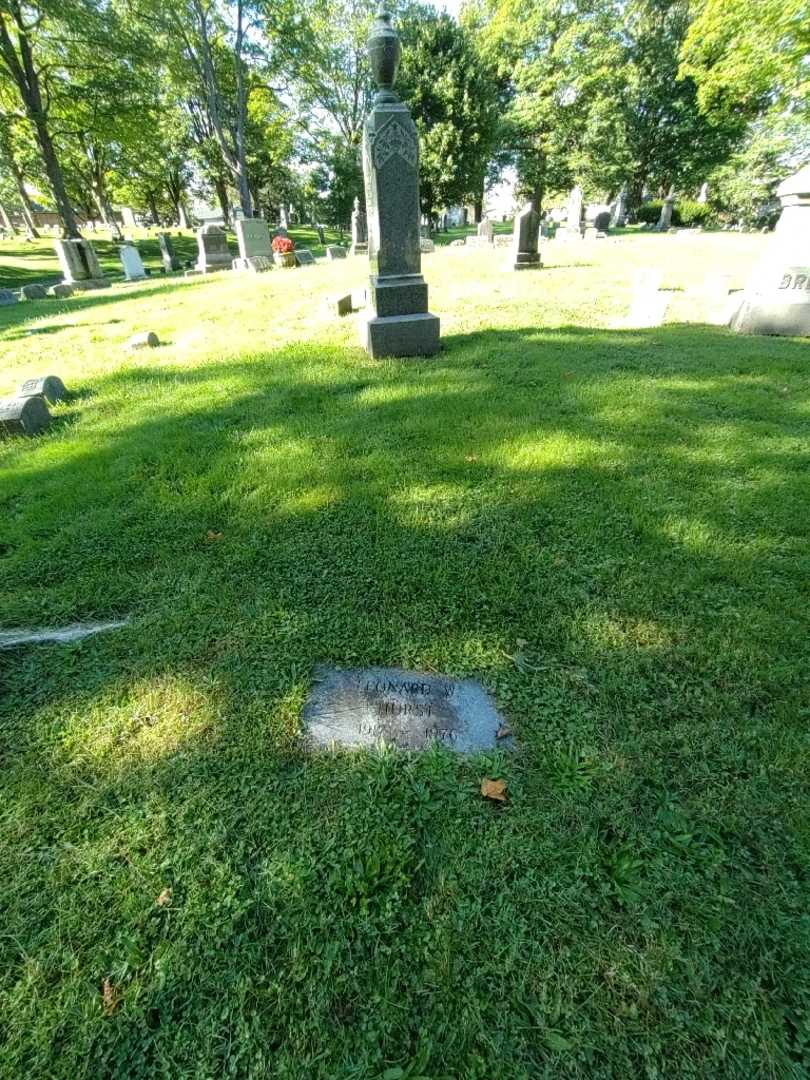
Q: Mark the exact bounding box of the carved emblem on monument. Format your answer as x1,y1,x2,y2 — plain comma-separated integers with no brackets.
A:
371,117,418,170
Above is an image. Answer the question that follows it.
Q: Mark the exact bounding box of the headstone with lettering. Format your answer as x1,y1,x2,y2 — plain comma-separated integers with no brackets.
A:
18,375,67,403
159,232,182,272
0,396,51,437
304,666,508,752
233,217,273,271
194,224,231,273
295,248,316,266
119,242,146,281
511,201,541,270
351,196,368,255
326,245,348,260
359,11,439,358
731,166,810,337
53,238,107,288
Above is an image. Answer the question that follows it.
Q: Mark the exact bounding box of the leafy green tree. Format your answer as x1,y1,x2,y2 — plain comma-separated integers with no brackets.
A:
397,6,503,223
680,0,809,122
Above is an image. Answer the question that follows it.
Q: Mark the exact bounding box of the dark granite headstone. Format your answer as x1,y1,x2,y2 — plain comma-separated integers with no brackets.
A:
511,202,541,270
296,249,316,266
359,11,439,358
159,232,182,272
304,666,507,752
326,245,348,260
0,396,51,436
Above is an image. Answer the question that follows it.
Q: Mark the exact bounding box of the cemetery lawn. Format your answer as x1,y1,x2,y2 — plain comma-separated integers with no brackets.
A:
2,232,810,1078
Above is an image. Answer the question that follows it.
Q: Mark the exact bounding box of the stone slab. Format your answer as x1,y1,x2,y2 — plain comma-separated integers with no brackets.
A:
47,283,73,299
295,249,316,266
326,245,348,260
0,288,17,305
303,665,507,752
18,375,67,403
370,276,428,318
235,217,272,261
360,311,440,358
232,255,273,273
0,396,51,436
20,284,47,300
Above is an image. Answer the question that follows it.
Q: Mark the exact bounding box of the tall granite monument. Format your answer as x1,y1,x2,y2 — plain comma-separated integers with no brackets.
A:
359,11,439,359
351,196,368,255
731,165,810,337
511,202,541,270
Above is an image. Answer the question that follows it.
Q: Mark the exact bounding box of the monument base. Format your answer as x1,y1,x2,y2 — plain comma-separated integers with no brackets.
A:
65,278,107,291
351,243,368,256
232,256,273,273
731,298,810,337
513,253,541,271
360,312,440,359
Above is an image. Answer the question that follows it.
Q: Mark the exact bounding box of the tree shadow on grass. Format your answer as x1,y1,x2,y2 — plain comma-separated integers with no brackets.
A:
1,320,809,1076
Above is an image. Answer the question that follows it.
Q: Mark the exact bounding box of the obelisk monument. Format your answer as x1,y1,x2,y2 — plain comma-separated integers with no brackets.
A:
359,10,440,358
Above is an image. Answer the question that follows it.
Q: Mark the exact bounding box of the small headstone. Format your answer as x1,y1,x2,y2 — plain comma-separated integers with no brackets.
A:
351,286,367,310
158,232,182,272
119,242,147,281
698,181,709,204
610,187,627,228
493,235,510,248
295,249,316,266
511,201,541,270
420,237,435,253
47,283,73,299
126,331,159,349
655,194,675,232
0,396,51,437
304,666,508,752
559,184,584,239
0,288,18,305
194,224,231,273
477,219,494,244
20,284,47,301
351,197,368,255
18,375,67,403
316,225,326,245
232,254,273,273
450,238,465,247
327,293,354,317
326,245,348,260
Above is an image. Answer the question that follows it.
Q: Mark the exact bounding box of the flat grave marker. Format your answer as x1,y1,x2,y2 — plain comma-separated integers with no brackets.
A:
304,665,509,752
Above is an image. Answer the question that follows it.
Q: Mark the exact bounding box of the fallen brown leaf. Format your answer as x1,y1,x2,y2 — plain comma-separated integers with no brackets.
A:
496,725,512,740
206,530,224,542
481,777,508,802
101,978,121,1016
155,887,172,907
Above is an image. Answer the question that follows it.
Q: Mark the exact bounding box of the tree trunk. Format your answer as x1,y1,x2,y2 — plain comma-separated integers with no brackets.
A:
148,191,160,224
0,117,39,236
473,198,483,224
177,201,190,229
0,11,80,237
214,175,230,226
0,200,15,233
232,0,251,217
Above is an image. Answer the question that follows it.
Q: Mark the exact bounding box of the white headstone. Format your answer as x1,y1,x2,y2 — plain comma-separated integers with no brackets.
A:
119,243,146,281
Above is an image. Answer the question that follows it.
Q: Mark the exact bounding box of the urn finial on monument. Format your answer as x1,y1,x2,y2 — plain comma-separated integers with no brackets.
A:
359,9,440,358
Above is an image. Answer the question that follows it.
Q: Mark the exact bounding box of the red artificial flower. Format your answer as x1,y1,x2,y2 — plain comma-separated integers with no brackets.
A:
272,235,295,253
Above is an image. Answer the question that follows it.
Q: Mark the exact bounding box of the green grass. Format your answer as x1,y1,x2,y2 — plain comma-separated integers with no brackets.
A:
0,224,345,289
1,232,809,1078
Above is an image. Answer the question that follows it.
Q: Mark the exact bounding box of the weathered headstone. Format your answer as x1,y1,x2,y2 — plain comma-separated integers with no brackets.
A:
698,181,709,204
326,245,348,260
0,288,17,305
158,232,182,272
127,331,159,349
511,201,541,270
359,11,439,359
233,218,273,272
119,242,146,281
53,238,107,288
18,375,67,403
20,284,47,301
193,224,231,273
420,237,435,253
625,268,670,328
610,187,627,228
296,249,316,266
731,166,810,337
316,224,326,245
351,196,368,255
304,666,508,752
47,283,73,299
655,194,675,232
557,185,584,240
477,218,494,244
0,396,51,437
